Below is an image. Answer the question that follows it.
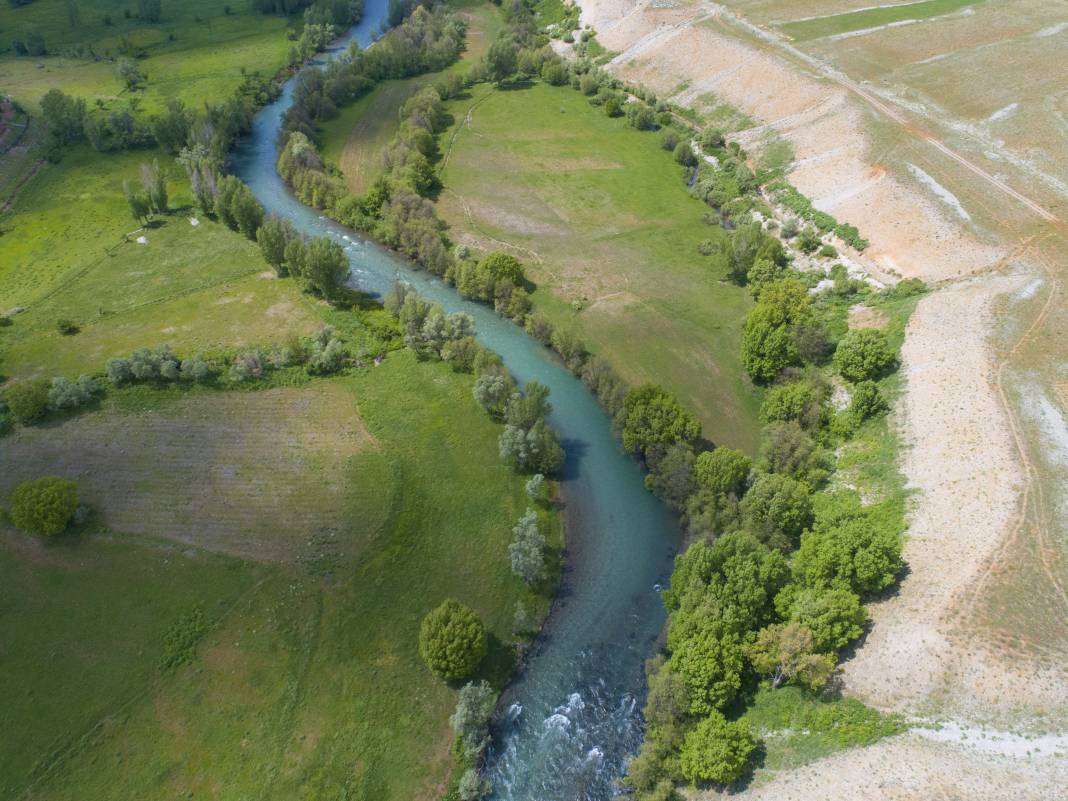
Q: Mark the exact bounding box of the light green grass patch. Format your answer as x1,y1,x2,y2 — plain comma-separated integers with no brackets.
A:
437,82,762,450
0,0,292,114
779,0,982,43
744,686,906,772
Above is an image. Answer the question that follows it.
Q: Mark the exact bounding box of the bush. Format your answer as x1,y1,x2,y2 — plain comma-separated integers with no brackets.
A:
621,384,701,459
659,128,680,151
673,141,697,167
5,379,50,424
9,477,79,536
848,380,888,425
678,712,756,784
56,318,79,335
833,328,895,382
48,375,102,411
418,599,488,681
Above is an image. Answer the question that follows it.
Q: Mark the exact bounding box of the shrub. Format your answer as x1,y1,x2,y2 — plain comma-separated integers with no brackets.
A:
673,141,697,167
5,379,50,424
56,318,79,335
833,328,895,382
48,375,102,411
659,128,680,151
418,599,488,681
230,349,267,382
9,477,78,536
106,357,134,385
740,472,813,551
849,380,888,424
678,712,756,784
450,680,496,760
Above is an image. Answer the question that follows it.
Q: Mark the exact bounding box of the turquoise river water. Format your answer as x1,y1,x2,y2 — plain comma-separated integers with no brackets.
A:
232,3,680,796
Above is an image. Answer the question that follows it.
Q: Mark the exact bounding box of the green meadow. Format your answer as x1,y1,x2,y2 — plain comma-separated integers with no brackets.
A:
433,82,762,450
2,354,559,800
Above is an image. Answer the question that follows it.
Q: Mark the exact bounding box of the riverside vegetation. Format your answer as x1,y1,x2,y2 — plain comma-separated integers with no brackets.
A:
1,3,565,800
282,0,923,796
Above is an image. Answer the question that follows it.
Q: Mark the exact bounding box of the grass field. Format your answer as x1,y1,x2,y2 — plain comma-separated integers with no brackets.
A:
778,0,982,42
319,1,504,194
433,82,762,450
0,146,323,380
0,0,292,114
1,352,559,800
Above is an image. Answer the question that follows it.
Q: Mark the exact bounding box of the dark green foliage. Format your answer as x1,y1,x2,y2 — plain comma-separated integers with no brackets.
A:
160,607,209,669
693,447,750,498
792,497,904,595
760,379,828,430
673,141,697,167
833,328,895,382
678,712,756,784
40,89,85,144
257,217,296,275
303,237,348,298
9,476,78,536
848,380,888,425
741,279,814,383
740,472,813,551
418,599,488,681
621,384,701,459
777,585,867,653
645,442,696,512
5,379,50,424
667,608,745,714
759,420,831,485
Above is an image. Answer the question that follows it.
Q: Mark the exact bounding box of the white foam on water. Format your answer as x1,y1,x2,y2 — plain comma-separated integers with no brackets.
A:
543,713,570,731
907,163,972,221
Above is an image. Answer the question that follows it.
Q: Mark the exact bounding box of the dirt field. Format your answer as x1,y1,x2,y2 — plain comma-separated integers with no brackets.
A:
576,0,1068,793
0,384,380,562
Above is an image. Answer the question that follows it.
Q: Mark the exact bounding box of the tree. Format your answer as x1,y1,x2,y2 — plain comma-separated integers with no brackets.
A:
117,58,146,91
303,237,348,298
9,477,78,536
123,179,152,224
667,608,745,715
234,190,265,239
140,160,168,214
509,508,546,585
473,374,514,420
523,473,545,502
458,769,491,801
4,379,50,424
47,375,101,411
740,279,813,383
694,447,750,498
673,140,697,167
739,472,812,551
722,222,769,285
257,217,293,275
137,0,162,22
792,515,903,596
485,38,517,82
833,328,895,382
644,442,696,512
760,379,827,430
499,418,565,475
419,599,488,681
284,237,308,276
760,420,830,484
479,251,524,285
779,585,867,652
40,89,85,144
621,384,701,458
150,98,192,154
679,712,755,785
746,623,835,689
450,680,496,760
214,175,243,230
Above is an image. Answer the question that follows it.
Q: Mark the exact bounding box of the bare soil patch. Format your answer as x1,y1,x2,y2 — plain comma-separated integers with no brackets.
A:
0,385,378,562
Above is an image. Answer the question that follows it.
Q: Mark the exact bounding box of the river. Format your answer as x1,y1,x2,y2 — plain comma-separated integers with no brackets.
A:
232,2,679,797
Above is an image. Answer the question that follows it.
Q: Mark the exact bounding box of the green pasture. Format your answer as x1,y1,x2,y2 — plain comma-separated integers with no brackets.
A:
1,352,559,800
436,82,762,450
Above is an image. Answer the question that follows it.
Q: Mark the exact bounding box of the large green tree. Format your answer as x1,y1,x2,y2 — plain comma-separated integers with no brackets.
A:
621,384,701,458
678,712,756,785
9,477,78,536
418,599,488,681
